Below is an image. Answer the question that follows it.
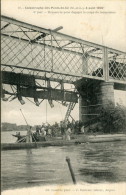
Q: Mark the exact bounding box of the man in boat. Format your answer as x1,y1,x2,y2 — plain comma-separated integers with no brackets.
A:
16,132,20,136
12,132,26,142
60,121,63,135
40,125,46,136
32,127,40,142
65,125,72,141
60,121,67,140
47,124,52,137
36,126,40,134
80,124,85,134
26,126,32,143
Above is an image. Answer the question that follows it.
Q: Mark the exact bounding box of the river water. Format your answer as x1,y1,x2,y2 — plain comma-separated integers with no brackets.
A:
1,131,126,191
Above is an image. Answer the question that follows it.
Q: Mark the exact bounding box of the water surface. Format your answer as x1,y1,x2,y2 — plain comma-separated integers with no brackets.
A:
1,131,126,191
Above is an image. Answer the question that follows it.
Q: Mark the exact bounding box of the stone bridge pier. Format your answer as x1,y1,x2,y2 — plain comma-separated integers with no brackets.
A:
75,78,115,123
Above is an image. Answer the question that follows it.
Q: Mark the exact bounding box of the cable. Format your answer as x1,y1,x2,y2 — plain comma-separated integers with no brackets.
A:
46,99,47,123
58,103,63,121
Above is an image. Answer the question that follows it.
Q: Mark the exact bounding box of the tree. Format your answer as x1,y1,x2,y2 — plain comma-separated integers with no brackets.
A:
98,103,126,134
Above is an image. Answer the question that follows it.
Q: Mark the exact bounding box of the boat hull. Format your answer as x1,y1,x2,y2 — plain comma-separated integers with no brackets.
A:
1,134,126,150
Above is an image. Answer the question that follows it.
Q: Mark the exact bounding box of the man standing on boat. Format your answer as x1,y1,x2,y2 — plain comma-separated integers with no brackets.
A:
81,125,85,134
40,125,47,136
65,125,72,141
26,126,32,143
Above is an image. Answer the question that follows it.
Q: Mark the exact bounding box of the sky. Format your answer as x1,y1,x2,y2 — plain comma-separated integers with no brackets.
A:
1,0,126,126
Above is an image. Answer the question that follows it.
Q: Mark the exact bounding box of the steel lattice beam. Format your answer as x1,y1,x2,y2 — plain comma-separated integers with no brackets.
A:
1,15,126,86
1,15,126,54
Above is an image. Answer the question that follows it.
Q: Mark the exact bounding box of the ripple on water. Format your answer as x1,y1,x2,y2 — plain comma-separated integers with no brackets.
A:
1,141,126,191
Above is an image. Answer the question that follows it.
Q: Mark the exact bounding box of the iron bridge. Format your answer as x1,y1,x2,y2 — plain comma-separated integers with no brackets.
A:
1,15,126,106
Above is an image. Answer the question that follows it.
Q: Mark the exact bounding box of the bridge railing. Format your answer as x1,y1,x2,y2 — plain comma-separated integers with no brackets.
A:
107,48,126,83
1,15,126,85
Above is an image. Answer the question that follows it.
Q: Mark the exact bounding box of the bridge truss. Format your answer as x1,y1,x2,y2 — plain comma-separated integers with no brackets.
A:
1,15,126,108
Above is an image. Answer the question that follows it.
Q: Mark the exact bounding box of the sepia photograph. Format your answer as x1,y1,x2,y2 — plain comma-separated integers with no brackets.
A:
1,0,126,194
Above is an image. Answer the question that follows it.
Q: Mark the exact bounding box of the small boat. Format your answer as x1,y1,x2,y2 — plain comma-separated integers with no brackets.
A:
12,134,26,142
12,132,46,143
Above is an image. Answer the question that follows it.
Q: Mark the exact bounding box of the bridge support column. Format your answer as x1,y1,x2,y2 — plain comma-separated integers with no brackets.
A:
98,82,115,108
77,79,115,123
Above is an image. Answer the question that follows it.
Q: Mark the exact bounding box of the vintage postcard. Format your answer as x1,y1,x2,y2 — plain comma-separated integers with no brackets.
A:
1,0,126,195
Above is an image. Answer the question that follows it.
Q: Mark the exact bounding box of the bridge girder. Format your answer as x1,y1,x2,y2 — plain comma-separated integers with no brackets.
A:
1,71,78,104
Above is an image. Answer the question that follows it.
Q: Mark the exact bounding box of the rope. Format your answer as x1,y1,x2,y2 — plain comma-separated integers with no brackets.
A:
58,103,63,121
31,42,34,75
46,99,47,123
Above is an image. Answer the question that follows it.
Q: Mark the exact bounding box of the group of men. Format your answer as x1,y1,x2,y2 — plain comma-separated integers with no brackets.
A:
36,125,52,136
26,120,85,143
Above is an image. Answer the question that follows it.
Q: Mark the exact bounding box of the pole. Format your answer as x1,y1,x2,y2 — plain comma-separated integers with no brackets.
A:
66,156,76,184
20,109,29,126
19,109,37,145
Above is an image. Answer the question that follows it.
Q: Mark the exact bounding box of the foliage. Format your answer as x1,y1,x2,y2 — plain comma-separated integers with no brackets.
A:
1,123,17,131
98,103,126,134
1,123,30,131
